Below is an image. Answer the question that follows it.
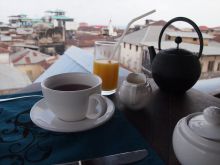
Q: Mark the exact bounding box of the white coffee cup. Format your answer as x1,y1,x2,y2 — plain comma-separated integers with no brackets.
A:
41,72,107,122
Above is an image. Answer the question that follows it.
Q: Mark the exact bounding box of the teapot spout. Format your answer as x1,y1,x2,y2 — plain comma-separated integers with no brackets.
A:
148,46,156,64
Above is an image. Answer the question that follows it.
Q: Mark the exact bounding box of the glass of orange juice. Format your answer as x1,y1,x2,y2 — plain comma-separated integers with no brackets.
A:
93,41,120,95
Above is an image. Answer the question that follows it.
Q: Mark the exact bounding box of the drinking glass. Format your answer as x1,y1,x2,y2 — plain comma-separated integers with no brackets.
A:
93,41,120,95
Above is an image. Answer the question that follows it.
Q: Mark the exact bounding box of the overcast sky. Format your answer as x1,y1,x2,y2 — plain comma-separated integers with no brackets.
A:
0,0,219,28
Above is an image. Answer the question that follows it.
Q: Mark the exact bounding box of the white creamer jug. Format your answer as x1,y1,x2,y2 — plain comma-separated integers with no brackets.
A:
118,73,152,110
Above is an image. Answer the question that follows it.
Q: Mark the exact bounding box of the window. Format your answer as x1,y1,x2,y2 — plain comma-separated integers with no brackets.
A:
218,63,220,71
129,44,132,50
208,61,215,72
167,36,171,40
136,45,138,52
124,43,126,48
200,63,203,72
193,38,197,41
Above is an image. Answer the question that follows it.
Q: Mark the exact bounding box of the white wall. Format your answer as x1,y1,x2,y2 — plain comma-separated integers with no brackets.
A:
0,35,12,41
120,43,142,72
66,22,79,31
0,53,9,64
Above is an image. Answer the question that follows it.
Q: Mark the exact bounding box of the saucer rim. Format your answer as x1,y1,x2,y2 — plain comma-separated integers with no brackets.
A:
30,97,115,132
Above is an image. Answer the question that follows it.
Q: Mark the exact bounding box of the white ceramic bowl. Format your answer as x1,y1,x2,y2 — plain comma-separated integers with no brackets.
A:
173,107,220,165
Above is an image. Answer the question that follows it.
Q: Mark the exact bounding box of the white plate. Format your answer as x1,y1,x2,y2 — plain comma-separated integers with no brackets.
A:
30,97,115,132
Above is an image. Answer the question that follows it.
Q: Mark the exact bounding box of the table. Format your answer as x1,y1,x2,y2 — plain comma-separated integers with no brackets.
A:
18,80,220,165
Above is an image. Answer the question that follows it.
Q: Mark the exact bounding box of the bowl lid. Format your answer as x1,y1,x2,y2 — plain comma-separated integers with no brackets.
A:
188,106,220,141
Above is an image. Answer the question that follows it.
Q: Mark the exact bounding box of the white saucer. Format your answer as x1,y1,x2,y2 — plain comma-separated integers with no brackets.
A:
30,97,115,132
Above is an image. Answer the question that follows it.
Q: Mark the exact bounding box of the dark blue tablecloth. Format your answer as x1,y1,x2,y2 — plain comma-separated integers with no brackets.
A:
0,91,164,165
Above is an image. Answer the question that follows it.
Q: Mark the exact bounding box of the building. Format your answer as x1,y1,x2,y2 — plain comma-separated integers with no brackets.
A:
0,35,12,42
164,31,213,46
101,20,117,36
116,19,220,79
0,24,10,35
33,10,74,55
0,64,31,94
212,26,220,35
79,22,89,27
10,49,58,81
66,33,106,48
45,9,74,40
142,41,220,79
9,14,32,28
117,20,177,72
77,26,105,35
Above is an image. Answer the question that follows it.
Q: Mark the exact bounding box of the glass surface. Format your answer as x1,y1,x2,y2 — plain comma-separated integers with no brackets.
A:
1,1,220,96
93,41,120,95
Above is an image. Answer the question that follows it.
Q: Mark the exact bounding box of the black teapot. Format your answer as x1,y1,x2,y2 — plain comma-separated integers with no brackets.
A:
148,17,203,93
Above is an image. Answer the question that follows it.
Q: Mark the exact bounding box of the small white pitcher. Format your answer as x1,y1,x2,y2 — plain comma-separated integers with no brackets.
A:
118,73,152,110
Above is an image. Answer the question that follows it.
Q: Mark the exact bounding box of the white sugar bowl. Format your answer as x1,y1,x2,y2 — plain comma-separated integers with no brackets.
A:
173,106,220,165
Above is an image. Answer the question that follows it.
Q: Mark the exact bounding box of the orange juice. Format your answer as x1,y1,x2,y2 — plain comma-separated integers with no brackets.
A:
93,59,119,91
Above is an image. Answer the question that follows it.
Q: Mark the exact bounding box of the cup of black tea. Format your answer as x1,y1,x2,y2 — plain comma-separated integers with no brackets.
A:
41,72,107,122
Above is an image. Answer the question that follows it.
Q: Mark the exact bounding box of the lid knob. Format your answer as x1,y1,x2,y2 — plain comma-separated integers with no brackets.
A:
175,36,182,49
204,106,220,125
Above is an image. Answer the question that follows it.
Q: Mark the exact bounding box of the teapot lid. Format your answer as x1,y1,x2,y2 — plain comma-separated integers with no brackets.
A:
162,48,193,56
188,106,220,140
161,36,194,56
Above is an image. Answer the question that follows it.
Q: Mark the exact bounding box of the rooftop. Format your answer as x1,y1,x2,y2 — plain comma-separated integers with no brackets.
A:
0,64,31,90
117,25,175,45
213,34,220,43
46,9,65,13
0,47,10,53
213,26,220,31
11,44,39,50
10,49,50,65
150,20,179,30
142,41,220,56
199,26,209,31
0,42,9,49
51,15,73,21
165,31,214,39
66,33,106,47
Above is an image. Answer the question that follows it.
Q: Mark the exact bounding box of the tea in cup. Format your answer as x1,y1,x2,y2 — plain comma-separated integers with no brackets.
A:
41,72,107,122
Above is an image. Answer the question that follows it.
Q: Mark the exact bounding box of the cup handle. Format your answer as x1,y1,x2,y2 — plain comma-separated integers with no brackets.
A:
86,94,107,119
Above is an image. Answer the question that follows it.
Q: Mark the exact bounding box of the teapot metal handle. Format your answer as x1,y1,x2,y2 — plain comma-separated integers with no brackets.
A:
158,17,203,59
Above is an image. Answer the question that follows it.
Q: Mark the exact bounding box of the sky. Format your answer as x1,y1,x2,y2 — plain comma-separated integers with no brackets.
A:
0,0,219,28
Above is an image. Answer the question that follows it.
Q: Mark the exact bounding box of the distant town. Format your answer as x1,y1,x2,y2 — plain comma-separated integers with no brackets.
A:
1,9,220,94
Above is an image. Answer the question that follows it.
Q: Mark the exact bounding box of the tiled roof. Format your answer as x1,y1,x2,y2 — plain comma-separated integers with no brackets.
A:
0,42,9,49
78,26,102,31
117,25,175,45
66,34,106,47
10,49,50,65
0,47,9,53
199,26,209,31
151,20,179,30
